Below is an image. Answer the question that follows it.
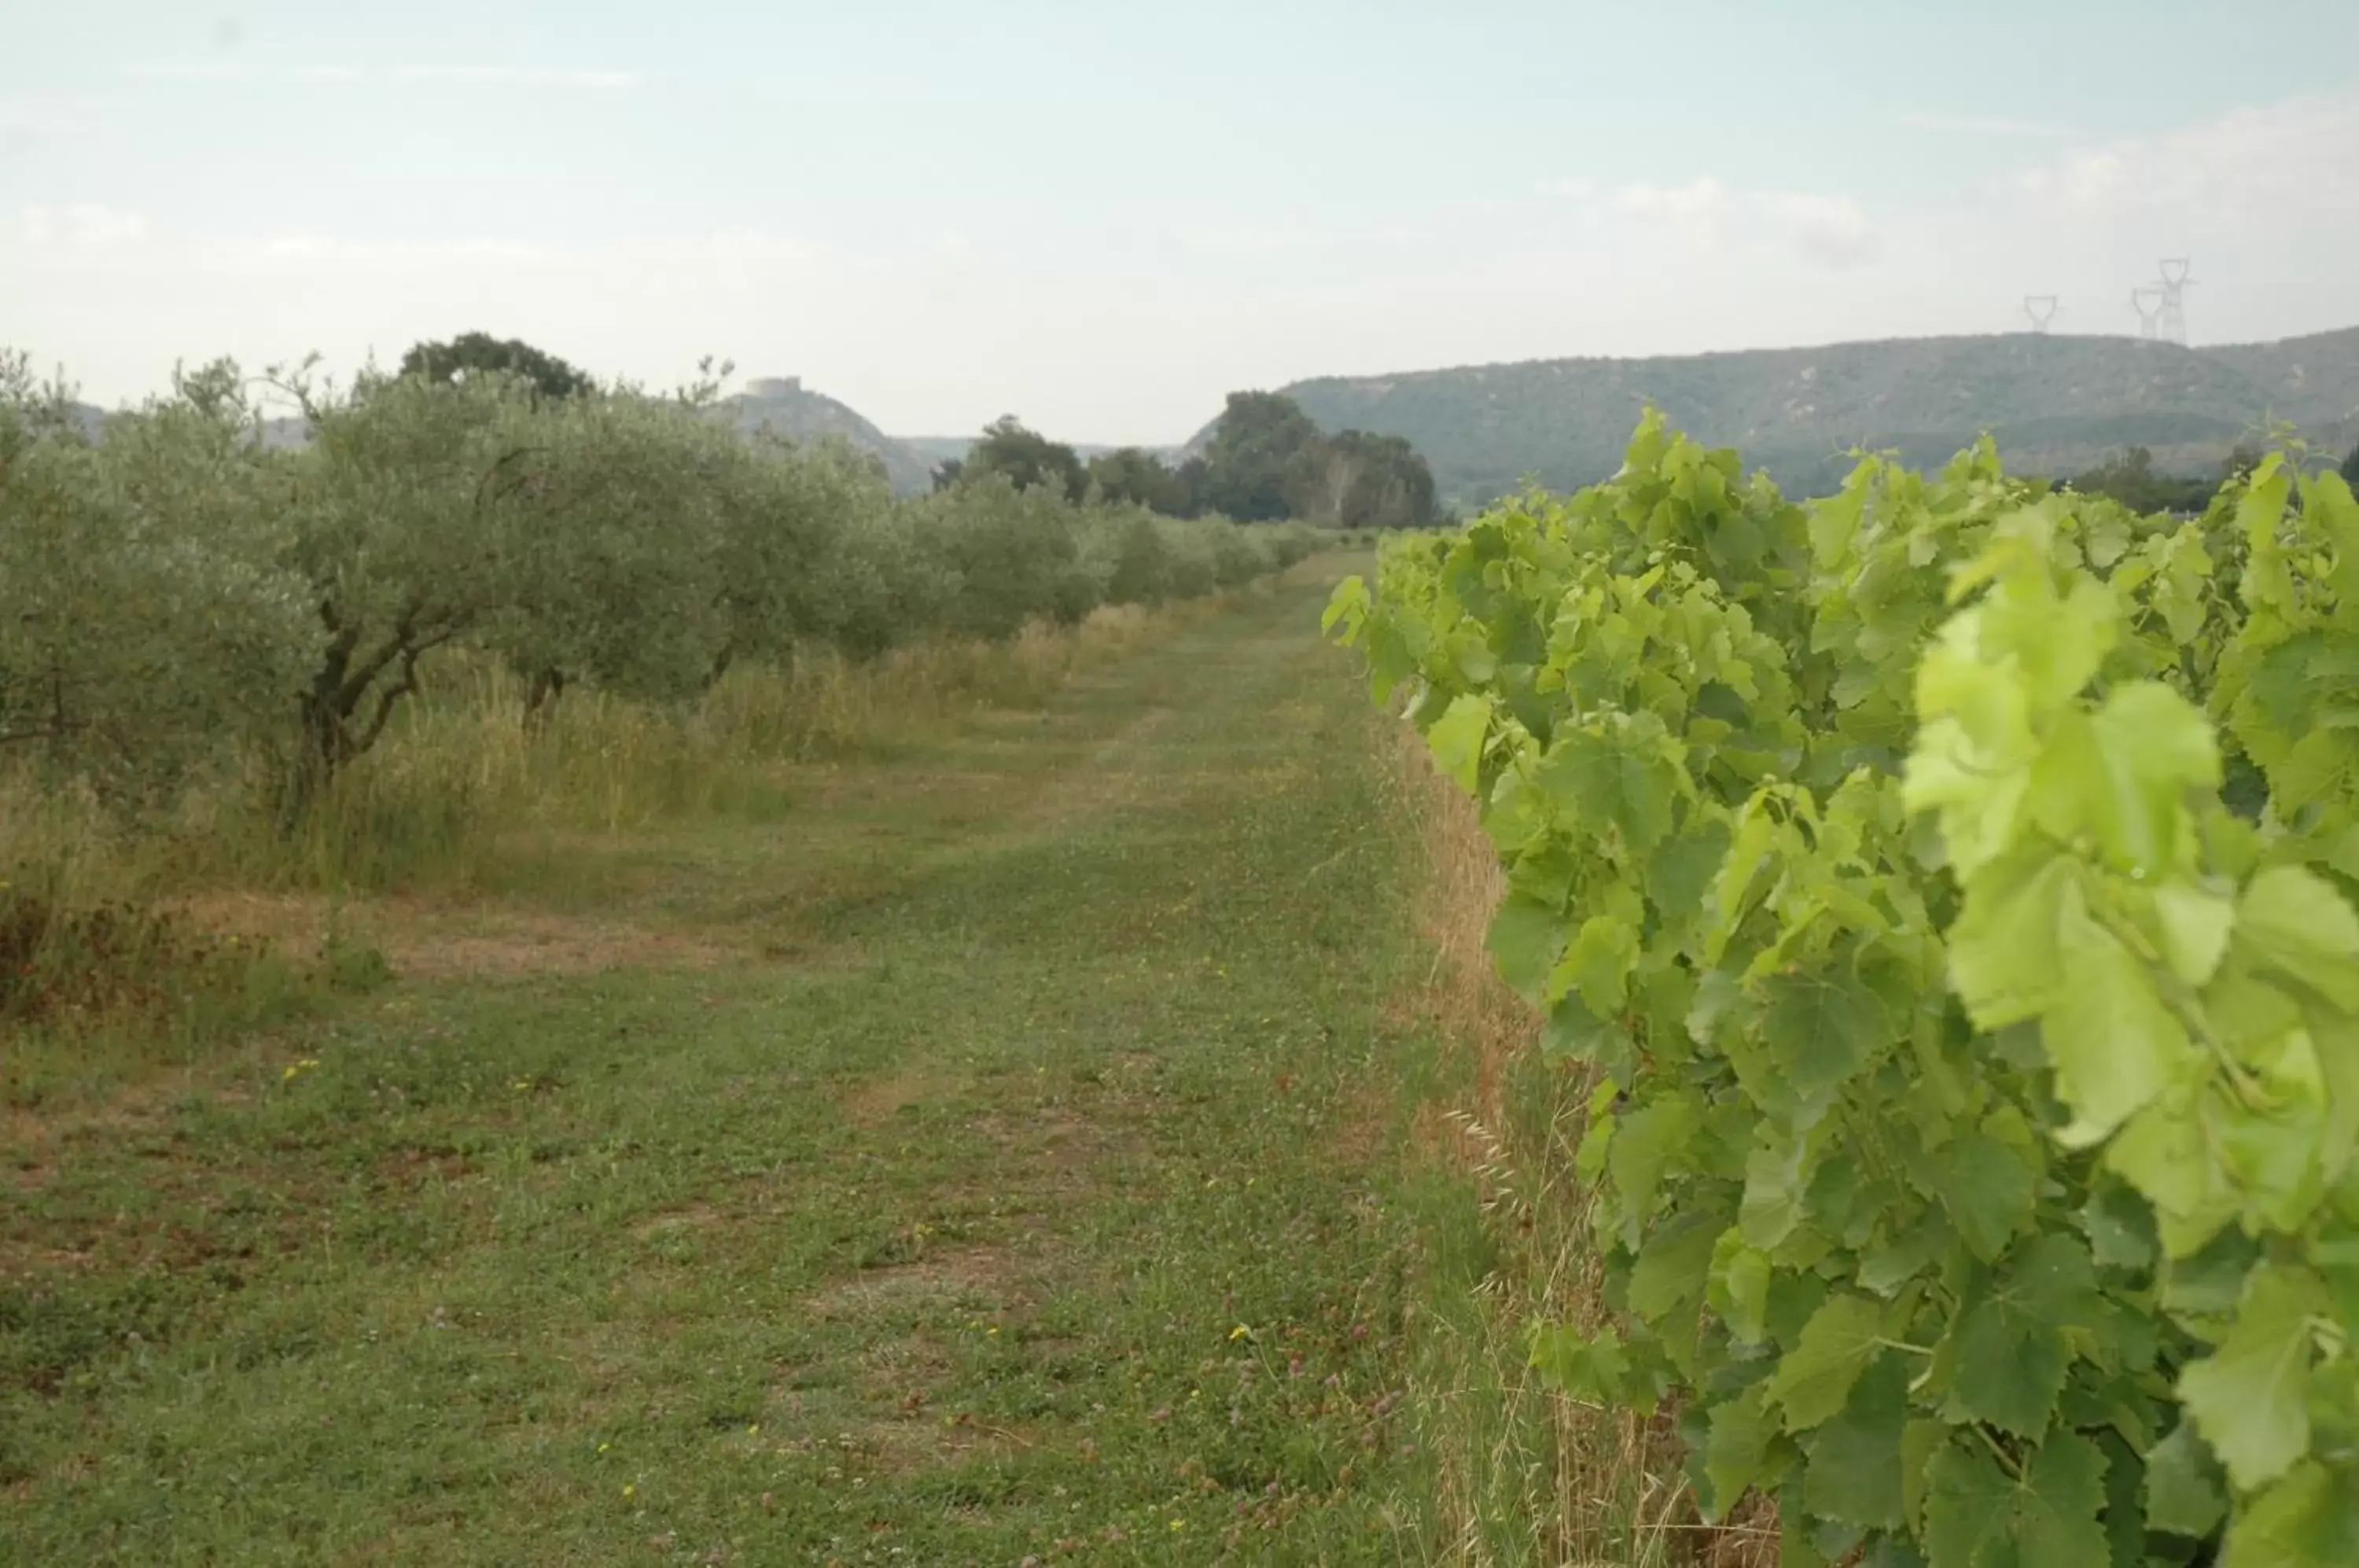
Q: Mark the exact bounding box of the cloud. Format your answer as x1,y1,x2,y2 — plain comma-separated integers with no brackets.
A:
658,233,819,264
390,65,642,90
1535,177,1595,201
219,235,550,271
1759,192,1881,269
922,230,975,264
2004,89,2359,221
1617,176,1729,230
1614,179,1878,268
120,61,639,89
1169,224,1327,259
120,60,256,83
21,204,148,248
1899,111,2082,139
0,93,115,142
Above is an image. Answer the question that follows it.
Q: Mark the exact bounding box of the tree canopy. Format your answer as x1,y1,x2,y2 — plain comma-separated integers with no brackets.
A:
1194,392,1325,521
1085,447,1183,513
1191,392,1439,527
940,394,1439,528
1304,429,1438,529
2067,443,2270,516
398,333,594,401
951,416,1086,502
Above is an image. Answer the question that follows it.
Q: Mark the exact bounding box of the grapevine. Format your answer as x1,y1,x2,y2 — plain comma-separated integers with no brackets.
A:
1327,412,2359,1566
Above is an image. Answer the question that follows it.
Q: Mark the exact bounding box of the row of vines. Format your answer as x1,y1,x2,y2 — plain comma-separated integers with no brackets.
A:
0,352,1315,810
1327,414,2358,1565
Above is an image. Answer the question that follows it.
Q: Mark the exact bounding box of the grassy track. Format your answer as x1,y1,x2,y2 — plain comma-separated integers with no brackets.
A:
3,564,1470,1566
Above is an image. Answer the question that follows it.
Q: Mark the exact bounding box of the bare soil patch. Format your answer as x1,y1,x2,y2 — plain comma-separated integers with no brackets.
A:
170,890,742,979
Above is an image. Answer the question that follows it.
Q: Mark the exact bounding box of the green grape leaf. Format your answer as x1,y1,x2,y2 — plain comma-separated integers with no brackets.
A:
1425,691,1496,794
1712,802,1779,942
1609,1090,1702,1232
2096,1430,2146,1568
1938,1233,2098,1439
2212,1071,2332,1233
2236,864,2359,1013
2235,454,2295,611
1809,477,1868,571
1709,1228,1772,1344
1945,849,2074,1029
2142,1419,2227,1539
1534,716,1681,856
1628,1209,1726,1323
2223,1461,2359,1568
2309,1010,2359,1188
2107,1100,2238,1259
1904,709,2031,882
1452,631,1497,684
1801,1353,1909,1530
1320,574,1369,640
2083,682,2221,875
1646,817,1732,923
2042,890,2195,1147
2177,1263,2328,1492
1702,1384,1782,1521
1901,1418,1946,1537
1486,896,1566,1004
1741,1123,1812,1250
1550,912,1640,1018
1782,1495,1834,1568
2152,882,2236,988
1758,965,1891,1103
2316,1231,2359,1348
1766,1294,1886,1434
1923,1429,2110,1568
2078,1182,2155,1273
1922,1132,2037,1264
1529,1320,1632,1405
1860,1209,1953,1296
2015,577,2121,713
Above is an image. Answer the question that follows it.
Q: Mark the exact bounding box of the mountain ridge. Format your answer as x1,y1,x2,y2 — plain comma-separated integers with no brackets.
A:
1231,326,2359,505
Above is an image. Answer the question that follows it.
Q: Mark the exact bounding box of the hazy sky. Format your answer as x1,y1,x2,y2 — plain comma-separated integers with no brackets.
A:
6,2,2357,443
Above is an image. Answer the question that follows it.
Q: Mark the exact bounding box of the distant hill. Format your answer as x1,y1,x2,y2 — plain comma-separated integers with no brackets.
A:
726,380,933,494
1231,328,2359,506
900,434,1187,478
63,379,938,495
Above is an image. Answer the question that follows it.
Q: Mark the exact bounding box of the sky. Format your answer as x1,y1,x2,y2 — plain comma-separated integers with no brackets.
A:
5,2,2357,444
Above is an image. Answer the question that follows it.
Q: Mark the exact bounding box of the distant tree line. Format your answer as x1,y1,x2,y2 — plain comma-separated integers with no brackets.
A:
2061,441,2287,515
937,392,1442,530
0,337,1319,812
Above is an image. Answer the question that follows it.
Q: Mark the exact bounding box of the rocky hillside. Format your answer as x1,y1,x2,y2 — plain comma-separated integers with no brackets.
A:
1253,327,2359,505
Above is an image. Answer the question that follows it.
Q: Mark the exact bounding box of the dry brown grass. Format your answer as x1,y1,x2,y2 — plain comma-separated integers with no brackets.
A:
161,889,745,980
1390,723,1778,1568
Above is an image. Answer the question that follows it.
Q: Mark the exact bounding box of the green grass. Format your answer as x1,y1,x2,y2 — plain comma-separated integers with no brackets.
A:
2,564,1489,1565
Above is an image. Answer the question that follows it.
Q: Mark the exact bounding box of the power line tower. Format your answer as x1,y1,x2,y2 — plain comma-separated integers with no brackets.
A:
2023,295,2059,333
2155,256,2193,345
2132,285,2166,340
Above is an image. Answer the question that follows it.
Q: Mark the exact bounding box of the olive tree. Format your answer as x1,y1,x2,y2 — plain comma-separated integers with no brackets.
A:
274,367,554,790
482,392,736,714
0,355,315,799
914,475,1104,640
